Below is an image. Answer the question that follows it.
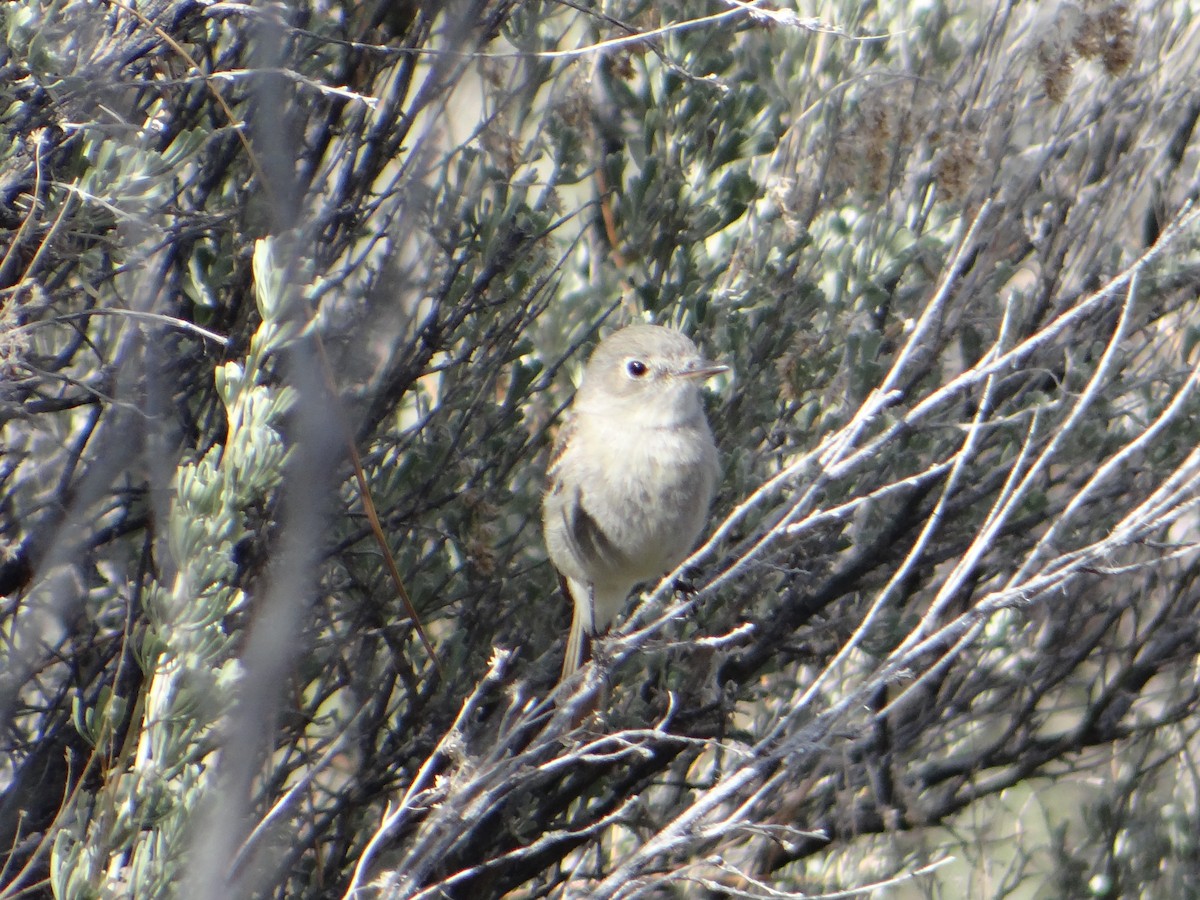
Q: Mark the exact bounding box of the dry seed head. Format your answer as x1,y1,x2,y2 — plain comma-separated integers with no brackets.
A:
1098,4,1135,75
934,133,980,204
1036,39,1075,103
1072,12,1105,58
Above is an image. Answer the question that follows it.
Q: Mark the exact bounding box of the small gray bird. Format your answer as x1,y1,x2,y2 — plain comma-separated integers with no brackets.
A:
543,324,726,682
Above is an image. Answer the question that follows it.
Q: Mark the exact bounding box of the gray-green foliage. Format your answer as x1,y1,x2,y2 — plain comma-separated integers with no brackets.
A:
51,240,299,898
3,1,1200,899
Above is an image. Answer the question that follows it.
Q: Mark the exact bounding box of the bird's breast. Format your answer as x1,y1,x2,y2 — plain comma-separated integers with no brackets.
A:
573,416,718,585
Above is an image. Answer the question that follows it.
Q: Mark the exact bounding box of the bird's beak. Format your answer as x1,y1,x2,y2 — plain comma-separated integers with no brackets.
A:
679,359,730,379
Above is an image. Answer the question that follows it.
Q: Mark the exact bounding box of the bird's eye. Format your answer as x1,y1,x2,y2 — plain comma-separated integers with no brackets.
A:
626,359,649,378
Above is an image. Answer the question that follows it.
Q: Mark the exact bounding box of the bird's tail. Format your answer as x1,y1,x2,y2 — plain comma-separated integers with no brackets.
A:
559,576,593,683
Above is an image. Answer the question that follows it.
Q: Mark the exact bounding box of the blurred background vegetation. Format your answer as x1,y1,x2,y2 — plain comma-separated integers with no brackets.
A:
3,0,1200,897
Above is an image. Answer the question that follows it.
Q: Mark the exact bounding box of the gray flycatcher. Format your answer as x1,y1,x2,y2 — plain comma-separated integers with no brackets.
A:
543,324,726,682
